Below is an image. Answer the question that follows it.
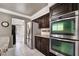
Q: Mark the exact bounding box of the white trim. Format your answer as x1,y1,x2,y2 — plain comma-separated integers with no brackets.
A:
0,8,31,19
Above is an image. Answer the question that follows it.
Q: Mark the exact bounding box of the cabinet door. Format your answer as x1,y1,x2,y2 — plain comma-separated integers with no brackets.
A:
44,14,49,28
40,38,49,55
38,18,42,28
71,3,79,11
51,3,72,16
50,3,79,17
35,36,41,51
39,16,44,28
39,14,49,28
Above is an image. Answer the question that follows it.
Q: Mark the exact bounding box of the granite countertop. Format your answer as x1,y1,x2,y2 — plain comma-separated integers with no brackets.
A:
35,34,50,38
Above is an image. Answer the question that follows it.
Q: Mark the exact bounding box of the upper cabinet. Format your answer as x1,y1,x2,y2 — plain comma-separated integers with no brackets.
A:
50,3,79,17
33,13,49,28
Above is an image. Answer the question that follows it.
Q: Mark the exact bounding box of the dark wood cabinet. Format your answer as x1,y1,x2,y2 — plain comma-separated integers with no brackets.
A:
35,36,49,55
40,38,49,55
35,36,56,56
33,13,49,28
38,17,43,28
35,36,41,51
45,14,49,28
50,3,79,17
71,3,79,11
40,14,49,28
53,4,72,15
39,13,49,28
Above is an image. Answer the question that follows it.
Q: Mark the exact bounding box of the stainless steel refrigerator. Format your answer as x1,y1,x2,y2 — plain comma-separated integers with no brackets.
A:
26,21,40,49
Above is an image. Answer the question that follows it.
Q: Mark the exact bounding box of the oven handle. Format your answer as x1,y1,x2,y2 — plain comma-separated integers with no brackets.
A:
51,17,75,22
50,37,76,42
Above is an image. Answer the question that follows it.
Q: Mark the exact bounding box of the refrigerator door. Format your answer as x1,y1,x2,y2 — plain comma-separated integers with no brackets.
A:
26,22,32,48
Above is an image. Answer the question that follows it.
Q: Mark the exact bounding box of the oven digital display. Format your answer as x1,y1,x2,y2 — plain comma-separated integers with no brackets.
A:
51,39,75,56
51,19,75,35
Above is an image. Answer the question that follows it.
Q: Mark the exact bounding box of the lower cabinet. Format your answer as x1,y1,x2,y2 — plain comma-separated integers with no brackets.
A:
40,38,49,55
35,36,49,55
35,36,55,56
35,36,41,51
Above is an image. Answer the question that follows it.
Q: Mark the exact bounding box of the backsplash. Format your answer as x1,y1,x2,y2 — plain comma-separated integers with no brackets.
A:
41,28,50,35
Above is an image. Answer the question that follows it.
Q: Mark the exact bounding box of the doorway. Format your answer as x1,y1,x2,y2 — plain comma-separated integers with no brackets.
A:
16,25,25,45
12,25,16,45
12,18,25,46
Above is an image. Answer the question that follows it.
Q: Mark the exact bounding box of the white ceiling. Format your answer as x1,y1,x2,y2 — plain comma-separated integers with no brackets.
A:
0,3,48,16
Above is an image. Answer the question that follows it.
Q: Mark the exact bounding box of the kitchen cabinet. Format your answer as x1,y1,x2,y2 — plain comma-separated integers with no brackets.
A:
35,36,41,51
35,36,55,56
38,17,43,28
35,36,49,55
40,37,49,55
39,13,49,28
50,4,71,16
50,3,79,17
71,3,79,11
45,14,49,28
33,13,49,28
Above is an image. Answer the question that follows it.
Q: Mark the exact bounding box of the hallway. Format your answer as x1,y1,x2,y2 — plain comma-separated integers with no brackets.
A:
2,36,44,56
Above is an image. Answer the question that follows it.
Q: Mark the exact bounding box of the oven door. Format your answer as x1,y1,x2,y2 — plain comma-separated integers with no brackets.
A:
50,38,75,56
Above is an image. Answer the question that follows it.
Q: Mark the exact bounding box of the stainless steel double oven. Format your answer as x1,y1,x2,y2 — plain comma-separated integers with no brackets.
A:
50,10,79,56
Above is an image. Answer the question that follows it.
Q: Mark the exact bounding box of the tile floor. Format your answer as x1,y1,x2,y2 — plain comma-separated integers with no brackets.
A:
2,40,44,56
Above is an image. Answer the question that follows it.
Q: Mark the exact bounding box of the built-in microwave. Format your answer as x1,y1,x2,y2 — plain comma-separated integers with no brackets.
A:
50,37,79,56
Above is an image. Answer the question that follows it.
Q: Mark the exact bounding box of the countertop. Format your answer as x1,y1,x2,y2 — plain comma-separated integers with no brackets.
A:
35,34,50,38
